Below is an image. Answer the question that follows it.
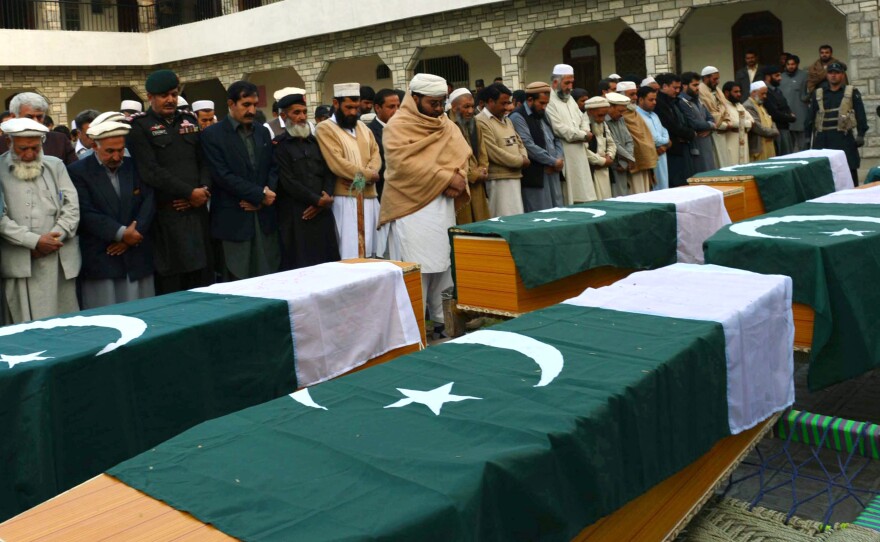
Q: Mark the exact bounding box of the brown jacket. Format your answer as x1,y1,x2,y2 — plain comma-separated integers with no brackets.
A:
476,109,527,180
807,57,848,94
314,119,382,199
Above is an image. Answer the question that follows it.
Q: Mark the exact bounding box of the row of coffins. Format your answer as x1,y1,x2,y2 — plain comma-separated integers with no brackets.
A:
0,263,795,541
0,260,424,522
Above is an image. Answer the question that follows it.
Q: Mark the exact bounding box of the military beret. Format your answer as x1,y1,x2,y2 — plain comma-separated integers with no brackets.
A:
145,69,180,94
827,61,846,73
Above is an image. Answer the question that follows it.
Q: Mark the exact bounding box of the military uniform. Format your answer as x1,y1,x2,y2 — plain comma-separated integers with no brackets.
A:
126,107,213,293
807,76,868,185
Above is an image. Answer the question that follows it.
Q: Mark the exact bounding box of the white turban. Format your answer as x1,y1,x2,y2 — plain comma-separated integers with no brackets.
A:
0,118,48,138
409,73,448,96
608,73,622,80
701,66,719,77
120,100,142,112
177,96,188,107
553,64,574,76
616,81,637,92
605,92,630,106
449,88,472,103
333,83,360,98
750,81,767,93
191,100,215,112
640,77,657,87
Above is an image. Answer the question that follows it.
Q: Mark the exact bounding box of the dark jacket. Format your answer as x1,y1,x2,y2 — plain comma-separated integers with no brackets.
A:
0,131,78,165
126,107,212,276
764,86,796,130
68,154,155,280
654,93,695,156
367,118,386,198
273,131,335,206
734,67,760,103
200,116,278,242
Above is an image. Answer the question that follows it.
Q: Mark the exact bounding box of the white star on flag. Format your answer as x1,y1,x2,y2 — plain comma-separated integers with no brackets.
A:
820,228,874,237
0,351,52,369
533,218,561,223
384,382,481,416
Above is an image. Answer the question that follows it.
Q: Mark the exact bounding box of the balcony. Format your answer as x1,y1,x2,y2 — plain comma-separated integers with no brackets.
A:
0,0,282,32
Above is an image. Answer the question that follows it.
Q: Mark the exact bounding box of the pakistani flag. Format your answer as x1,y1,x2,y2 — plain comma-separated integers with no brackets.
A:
452,200,677,288
705,201,880,390
691,157,835,212
0,291,296,521
110,302,732,541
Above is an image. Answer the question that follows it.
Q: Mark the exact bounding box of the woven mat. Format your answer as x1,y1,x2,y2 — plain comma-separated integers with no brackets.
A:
678,498,880,541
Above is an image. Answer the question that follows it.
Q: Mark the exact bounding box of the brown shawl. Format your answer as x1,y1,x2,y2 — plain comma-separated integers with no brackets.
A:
623,106,658,172
807,57,848,94
379,91,472,225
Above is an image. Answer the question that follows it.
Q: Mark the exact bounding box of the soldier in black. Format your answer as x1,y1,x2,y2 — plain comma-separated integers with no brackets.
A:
126,69,214,293
272,90,339,270
806,62,869,186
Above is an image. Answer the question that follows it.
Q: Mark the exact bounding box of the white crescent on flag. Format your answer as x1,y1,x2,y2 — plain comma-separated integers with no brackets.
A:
731,215,880,239
538,207,607,218
719,160,810,173
449,330,564,387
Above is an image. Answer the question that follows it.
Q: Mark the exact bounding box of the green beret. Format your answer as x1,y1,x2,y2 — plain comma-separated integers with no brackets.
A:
145,69,180,94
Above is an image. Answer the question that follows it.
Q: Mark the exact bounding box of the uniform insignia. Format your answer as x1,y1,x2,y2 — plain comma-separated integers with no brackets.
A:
150,123,168,136
129,112,147,119
133,188,141,196
178,119,199,135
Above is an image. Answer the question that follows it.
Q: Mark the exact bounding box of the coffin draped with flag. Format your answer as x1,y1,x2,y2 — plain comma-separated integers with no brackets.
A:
109,264,794,541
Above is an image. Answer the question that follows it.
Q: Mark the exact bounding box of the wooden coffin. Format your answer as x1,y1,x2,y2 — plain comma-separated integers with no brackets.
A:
687,176,765,221
792,302,815,352
705,185,747,222
0,417,775,542
453,235,632,316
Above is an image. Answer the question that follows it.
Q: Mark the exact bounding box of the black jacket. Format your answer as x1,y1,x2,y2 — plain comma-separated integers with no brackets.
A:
367,118,386,198
200,117,278,242
764,86,795,130
654,93,695,156
68,155,155,280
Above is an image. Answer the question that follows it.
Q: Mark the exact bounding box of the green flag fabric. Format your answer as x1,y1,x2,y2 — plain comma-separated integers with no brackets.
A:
691,157,835,212
110,303,729,541
705,202,880,390
452,201,677,289
0,291,296,521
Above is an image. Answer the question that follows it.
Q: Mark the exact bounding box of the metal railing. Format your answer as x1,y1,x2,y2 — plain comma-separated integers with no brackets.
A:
0,0,284,32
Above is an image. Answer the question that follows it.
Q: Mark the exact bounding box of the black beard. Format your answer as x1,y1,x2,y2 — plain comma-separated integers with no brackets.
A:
336,110,358,129
770,79,780,87
532,109,545,120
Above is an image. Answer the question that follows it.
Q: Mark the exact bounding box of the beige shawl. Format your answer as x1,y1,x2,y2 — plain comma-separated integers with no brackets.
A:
623,106,658,172
379,92,472,225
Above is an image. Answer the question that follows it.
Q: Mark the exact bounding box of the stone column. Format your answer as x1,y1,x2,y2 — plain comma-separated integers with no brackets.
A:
379,48,419,90
842,0,880,165
482,37,523,90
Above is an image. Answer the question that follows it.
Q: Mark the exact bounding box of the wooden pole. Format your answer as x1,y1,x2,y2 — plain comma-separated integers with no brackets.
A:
356,190,366,258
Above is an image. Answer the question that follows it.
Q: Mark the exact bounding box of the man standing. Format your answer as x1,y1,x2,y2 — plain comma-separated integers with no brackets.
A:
571,88,590,113
654,73,695,187
358,86,376,118
546,64,595,204
73,109,99,157
761,65,796,156
679,72,716,174
636,87,670,190
477,83,529,217
1,93,78,165
735,50,761,103
617,82,658,194
120,100,143,119
68,115,155,309
510,82,564,212
367,88,401,199
265,99,285,138
272,89,340,270
315,83,382,258
721,82,753,165
448,88,490,224
807,45,846,95
379,73,472,339
605,92,635,197
780,55,809,152
127,69,213,294
744,81,779,161
698,66,735,167
201,81,279,280
584,96,617,200
192,100,217,131
0,118,80,323
807,62,868,186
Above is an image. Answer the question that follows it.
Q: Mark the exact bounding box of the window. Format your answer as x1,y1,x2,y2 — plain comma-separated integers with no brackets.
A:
414,56,469,89
376,64,391,80
731,11,783,73
614,29,646,80
563,35,601,94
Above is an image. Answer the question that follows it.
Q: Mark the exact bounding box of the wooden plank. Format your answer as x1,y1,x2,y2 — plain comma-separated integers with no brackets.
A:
687,177,765,220
705,185,747,222
575,415,776,542
792,302,815,350
857,181,880,189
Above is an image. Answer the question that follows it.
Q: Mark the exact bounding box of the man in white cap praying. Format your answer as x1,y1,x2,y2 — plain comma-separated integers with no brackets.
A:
583,96,617,200
315,82,382,259
448,88,490,224
616,81,658,194
191,100,217,130
379,73,471,339
744,81,779,161
67,114,155,309
510,82,564,211
605,92,634,197
641,77,659,91
697,66,734,167
477,83,528,217
0,118,81,323
120,100,143,120
545,63,596,203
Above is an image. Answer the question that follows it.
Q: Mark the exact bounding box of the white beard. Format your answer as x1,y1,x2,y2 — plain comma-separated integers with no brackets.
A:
10,152,43,181
285,120,311,139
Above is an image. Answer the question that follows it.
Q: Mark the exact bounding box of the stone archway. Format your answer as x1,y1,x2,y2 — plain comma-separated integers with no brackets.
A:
411,40,502,91
245,67,306,119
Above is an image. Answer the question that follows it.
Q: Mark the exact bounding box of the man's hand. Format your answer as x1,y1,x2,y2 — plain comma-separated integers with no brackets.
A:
521,157,531,168
697,130,711,138
657,146,667,156
262,187,276,207
584,132,594,142
477,167,489,182
36,232,63,255
370,171,380,182
856,135,866,148
447,170,467,196
302,205,324,220
240,200,262,212
554,159,564,172
106,242,128,256
317,191,334,208
121,221,143,246
172,198,191,211
188,187,210,208
603,156,613,167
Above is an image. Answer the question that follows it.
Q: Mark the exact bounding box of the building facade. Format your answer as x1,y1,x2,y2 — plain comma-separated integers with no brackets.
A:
1,0,878,168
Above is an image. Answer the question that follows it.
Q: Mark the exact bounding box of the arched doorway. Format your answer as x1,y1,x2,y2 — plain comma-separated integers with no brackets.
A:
731,11,783,73
563,35,601,94
614,28,647,81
